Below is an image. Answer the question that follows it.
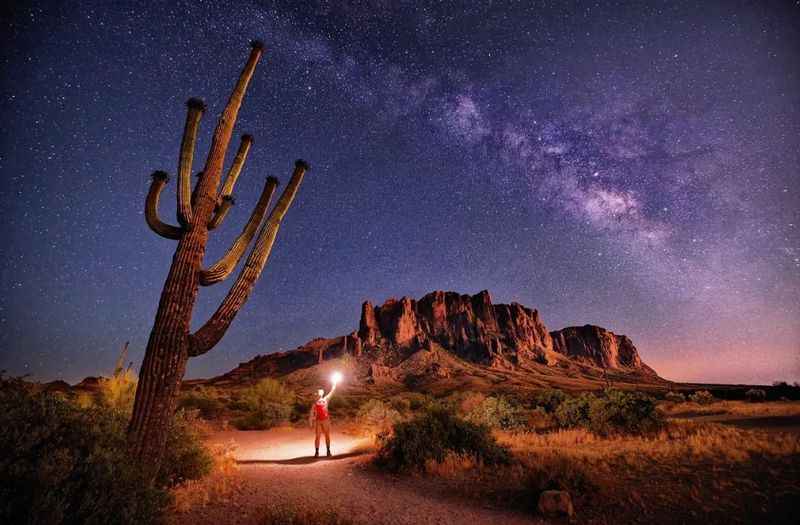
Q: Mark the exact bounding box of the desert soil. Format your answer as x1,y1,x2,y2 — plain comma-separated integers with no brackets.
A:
169,427,545,525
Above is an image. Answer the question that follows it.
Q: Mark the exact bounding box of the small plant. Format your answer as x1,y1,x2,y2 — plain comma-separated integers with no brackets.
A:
465,396,528,431
356,399,401,438
664,391,686,403
375,407,511,472
231,378,295,430
745,388,767,402
534,389,568,413
553,390,662,435
179,387,225,419
689,390,715,405
554,393,594,428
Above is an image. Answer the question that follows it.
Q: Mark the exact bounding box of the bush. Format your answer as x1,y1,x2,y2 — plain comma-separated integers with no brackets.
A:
587,389,663,435
1,377,162,524
375,407,511,472
554,393,593,428
356,399,401,437
231,379,294,430
232,402,292,430
664,391,686,403
554,390,662,435
178,387,224,419
689,390,715,405
98,368,137,413
160,410,214,486
534,389,568,413
745,388,767,402
465,396,528,431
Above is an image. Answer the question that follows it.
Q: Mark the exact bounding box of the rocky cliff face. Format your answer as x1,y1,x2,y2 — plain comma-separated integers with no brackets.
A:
359,290,555,367
209,290,658,386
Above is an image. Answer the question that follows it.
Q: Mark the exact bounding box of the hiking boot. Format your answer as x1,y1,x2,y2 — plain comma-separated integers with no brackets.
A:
314,450,319,458
326,450,332,457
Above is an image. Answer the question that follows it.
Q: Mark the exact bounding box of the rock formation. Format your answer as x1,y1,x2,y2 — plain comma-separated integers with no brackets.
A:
207,290,659,386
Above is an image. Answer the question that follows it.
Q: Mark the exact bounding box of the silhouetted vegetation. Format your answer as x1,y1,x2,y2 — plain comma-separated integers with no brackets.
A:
0,375,211,524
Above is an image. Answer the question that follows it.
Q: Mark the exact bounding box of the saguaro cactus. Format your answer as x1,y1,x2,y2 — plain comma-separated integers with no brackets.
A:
128,41,310,472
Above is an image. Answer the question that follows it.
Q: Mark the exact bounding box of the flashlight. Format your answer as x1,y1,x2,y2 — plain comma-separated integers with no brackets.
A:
331,371,343,385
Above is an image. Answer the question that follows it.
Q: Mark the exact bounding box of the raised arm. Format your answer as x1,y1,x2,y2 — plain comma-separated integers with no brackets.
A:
323,382,337,402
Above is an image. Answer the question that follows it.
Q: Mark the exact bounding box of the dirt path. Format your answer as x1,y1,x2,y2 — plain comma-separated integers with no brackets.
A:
170,427,544,525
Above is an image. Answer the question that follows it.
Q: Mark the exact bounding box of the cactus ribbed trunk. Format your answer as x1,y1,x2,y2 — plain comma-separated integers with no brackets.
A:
128,40,311,478
128,224,208,462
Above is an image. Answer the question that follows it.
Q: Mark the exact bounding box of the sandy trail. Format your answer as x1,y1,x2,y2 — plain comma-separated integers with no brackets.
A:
171,427,543,525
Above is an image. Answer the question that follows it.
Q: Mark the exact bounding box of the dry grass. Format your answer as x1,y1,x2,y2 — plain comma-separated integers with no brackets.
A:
660,399,800,418
171,441,240,513
497,420,800,464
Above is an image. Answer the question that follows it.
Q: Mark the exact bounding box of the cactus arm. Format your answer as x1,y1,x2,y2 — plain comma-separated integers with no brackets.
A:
220,134,253,198
207,195,235,231
199,176,278,285
207,135,253,229
145,171,184,240
189,160,308,356
193,41,264,219
177,99,206,229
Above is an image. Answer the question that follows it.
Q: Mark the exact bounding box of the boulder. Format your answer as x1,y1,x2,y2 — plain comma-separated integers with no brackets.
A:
537,490,574,518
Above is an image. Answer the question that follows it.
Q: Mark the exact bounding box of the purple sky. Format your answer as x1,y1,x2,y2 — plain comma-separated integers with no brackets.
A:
1,1,798,385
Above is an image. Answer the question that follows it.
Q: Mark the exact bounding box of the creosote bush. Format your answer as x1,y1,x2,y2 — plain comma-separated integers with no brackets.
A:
689,390,715,405
0,376,211,524
465,395,528,431
356,399,401,438
664,391,686,403
553,389,663,435
375,407,511,472
178,387,225,419
534,388,568,413
232,378,294,430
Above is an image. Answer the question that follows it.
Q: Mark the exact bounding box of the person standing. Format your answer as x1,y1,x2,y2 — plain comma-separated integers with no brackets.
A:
309,379,337,457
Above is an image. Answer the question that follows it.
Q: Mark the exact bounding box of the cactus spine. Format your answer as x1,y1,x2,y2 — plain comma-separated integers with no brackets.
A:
129,41,310,475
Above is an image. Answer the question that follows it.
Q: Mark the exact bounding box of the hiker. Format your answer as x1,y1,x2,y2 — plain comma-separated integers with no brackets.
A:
309,378,337,457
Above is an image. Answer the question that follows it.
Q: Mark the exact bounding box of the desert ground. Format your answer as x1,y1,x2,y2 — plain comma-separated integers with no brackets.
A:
167,400,800,525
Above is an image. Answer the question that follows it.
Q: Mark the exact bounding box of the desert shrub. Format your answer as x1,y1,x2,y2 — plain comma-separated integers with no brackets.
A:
375,407,511,472
389,395,411,413
356,399,401,437
231,379,294,430
98,368,137,413
465,396,528,431
0,376,169,524
554,390,662,435
232,402,292,430
745,388,767,402
664,391,686,403
554,393,594,428
534,389,568,413
587,389,663,435
260,503,354,525
159,410,214,486
689,390,715,405
178,387,224,419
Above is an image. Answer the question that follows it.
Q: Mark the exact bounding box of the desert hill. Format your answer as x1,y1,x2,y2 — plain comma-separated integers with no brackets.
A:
194,290,665,395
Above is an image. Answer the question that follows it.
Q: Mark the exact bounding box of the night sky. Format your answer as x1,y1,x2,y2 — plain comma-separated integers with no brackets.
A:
1,1,798,385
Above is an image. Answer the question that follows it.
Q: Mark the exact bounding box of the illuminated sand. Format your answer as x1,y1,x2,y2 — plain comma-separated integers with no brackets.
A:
205,426,373,463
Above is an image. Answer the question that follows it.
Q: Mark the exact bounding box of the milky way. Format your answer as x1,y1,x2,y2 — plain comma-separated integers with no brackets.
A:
1,1,798,384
